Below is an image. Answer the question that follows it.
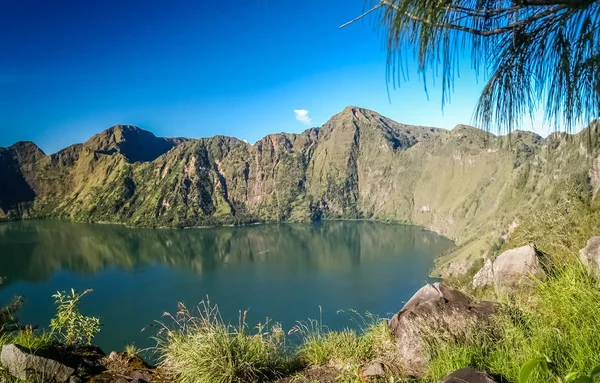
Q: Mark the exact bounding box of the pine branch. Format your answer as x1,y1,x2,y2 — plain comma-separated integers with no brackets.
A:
515,0,593,6
339,3,385,28
382,0,569,36
343,1,569,35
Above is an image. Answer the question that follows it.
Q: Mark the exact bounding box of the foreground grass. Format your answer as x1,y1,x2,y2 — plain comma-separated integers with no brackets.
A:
154,301,399,383
291,310,398,372
425,263,600,383
153,266,600,382
155,300,300,383
424,190,600,383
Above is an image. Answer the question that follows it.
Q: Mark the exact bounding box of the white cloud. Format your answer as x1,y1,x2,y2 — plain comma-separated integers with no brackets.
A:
294,109,312,126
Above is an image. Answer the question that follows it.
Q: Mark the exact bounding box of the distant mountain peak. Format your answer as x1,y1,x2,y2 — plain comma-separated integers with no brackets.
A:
324,106,442,150
9,141,45,154
337,106,382,121
85,125,186,163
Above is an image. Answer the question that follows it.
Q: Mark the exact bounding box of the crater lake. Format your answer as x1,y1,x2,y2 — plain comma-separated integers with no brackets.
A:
0,220,454,354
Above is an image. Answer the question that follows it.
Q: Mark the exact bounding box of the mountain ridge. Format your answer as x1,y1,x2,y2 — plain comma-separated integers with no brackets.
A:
1,106,599,277
0,106,460,155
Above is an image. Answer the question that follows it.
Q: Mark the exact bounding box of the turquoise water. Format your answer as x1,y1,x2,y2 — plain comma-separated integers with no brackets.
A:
0,220,453,354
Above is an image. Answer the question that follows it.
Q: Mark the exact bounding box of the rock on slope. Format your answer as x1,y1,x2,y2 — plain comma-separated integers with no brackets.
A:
389,283,497,375
1,107,598,276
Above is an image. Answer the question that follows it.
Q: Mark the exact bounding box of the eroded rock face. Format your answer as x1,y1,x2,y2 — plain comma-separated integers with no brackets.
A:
472,244,546,290
443,368,500,383
472,259,494,289
580,237,600,276
388,283,497,377
1,344,74,383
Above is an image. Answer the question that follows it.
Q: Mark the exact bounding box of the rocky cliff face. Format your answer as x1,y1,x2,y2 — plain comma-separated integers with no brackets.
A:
1,107,598,276
0,142,46,219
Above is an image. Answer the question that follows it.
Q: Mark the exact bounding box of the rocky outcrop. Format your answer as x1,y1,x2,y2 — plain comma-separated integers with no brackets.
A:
0,344,158,383
1,344,75,383
442,368,501,383
388,283,497,376
472,245,547,290
472,259,494,288
580,237,600,276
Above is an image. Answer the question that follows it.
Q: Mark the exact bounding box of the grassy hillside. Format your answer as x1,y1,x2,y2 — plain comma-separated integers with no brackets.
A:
1,107,598,277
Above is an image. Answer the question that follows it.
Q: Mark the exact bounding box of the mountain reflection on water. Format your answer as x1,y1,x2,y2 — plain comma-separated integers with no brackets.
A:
0,220,452,284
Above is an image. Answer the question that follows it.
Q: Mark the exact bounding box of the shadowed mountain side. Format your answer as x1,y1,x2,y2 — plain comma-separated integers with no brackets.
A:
0,142,45,218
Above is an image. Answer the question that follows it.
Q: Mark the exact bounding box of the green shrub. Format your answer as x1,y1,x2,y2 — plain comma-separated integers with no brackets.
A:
50,289,101,346
291,310,397,371
124,343,140,357
294,324,371,367
0,277,23,335
10,326,54,353
155,299,298,383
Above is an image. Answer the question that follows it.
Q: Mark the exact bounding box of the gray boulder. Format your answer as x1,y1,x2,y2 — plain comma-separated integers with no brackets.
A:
389,283,497,376
360,362,385,379
472,244,546,290
1,344,74,383
443,368,499,382
132,370,153,382
472,259,494,288
580,237,600,276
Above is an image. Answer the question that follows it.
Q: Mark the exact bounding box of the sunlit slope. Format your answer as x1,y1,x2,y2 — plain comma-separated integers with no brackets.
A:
1,107,597,276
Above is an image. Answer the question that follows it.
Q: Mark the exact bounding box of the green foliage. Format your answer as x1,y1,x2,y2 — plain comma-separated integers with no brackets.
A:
290,309,397,370
425,340,490,381
519,356,600,383
155,299,298,383
367,0,600,134
488,238,506,257
519,356,552,383
49,289,101,346
0,277,23,334
125,343,140,357
7,326,54,353
293,323,373,367
154,302,400,383
505,185,600,266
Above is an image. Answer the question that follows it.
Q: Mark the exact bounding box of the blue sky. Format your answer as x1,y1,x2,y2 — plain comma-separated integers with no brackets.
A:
0,0,548,154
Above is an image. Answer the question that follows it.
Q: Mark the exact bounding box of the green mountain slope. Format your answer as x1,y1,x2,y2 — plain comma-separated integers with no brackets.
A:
1,107,598,277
